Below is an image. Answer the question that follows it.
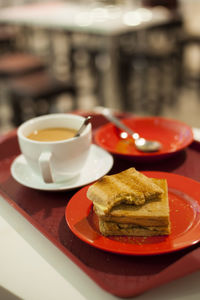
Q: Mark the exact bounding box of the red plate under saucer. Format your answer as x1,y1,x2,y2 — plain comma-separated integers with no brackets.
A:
94,117,193,161
65,171,200,255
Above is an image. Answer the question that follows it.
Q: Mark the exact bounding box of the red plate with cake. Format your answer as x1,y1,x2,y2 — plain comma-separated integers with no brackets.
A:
94,117,193,161
65,171,200,255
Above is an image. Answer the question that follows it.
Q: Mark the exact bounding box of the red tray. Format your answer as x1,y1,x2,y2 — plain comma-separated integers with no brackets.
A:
0,114,200,298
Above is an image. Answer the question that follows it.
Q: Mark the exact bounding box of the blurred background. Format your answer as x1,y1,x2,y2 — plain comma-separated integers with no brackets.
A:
0,0,200,133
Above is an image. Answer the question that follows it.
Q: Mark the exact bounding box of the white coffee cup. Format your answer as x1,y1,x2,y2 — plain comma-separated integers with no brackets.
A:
17,113,92,183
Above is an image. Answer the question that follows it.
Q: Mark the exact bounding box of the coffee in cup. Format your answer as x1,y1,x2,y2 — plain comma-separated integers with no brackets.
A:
27,127,77,142
17,113,92,183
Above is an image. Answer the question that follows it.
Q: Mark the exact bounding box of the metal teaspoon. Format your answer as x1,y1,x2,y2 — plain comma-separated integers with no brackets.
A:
98,107,161,152
75,116,92,137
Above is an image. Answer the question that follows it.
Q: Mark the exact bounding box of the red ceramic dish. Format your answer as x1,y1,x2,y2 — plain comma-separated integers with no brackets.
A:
65,171,200,255
94,117,194,161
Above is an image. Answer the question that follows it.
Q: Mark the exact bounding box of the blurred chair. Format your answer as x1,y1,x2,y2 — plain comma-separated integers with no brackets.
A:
0,26,16,55
0,52,46,78
0,51,46,123
175,0,200,88
0,25,46,78
118,17,183,115
0,52,47,126
0,25,78,127
177,34,200,87
7,70,77,126
69,44,107,106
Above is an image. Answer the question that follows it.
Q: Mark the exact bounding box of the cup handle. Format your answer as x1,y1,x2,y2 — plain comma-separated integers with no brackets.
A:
39,152,54,183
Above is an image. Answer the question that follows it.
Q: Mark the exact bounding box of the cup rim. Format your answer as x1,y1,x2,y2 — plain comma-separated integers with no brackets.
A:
17,113,91,144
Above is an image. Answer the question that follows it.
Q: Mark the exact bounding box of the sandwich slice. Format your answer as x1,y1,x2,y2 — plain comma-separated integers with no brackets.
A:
102,178,169,227
98,220,170,237
98,178,170,236
87,168,164,216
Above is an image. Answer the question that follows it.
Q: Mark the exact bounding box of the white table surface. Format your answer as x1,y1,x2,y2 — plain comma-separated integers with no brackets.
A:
0,1,173,36
0,194,200,300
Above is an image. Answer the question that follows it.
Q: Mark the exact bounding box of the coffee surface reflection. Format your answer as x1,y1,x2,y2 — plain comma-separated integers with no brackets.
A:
27,127,77,142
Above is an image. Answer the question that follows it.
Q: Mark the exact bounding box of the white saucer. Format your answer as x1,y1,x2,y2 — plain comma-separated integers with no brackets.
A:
11,144,114,191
